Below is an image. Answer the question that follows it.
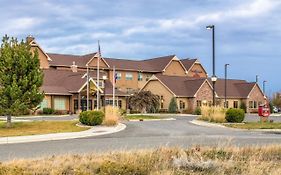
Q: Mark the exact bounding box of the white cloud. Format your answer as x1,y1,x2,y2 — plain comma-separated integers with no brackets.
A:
122,0,281,36
0,17,42,35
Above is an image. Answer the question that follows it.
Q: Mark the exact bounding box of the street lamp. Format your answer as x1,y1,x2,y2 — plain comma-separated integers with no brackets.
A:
263,80,267,95
206,24,216,106
102,75,107,113
224,64,230,108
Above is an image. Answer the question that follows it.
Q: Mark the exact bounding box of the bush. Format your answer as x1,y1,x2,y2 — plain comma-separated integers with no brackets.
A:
119,109,127,116
79,111,104,126
159,109,168,113
193,107,201,115
168,97,178,113
225,108,245,123
54,110,68,115
43,108,54,115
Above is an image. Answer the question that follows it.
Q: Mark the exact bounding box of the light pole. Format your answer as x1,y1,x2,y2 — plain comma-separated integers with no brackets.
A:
206,25,217,106
263,80,267,95
102,75,107,113
224,64,230,108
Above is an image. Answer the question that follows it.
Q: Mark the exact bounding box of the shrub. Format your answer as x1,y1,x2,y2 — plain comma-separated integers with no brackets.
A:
79,111,104,126
168,97,178,113
119,109,127,116
199,106,226,123
103,106,120,126
193,107,201,115
43,108,54,115
239,102,247,113
159,109,168,113
225,108,245,123
53,110,68,115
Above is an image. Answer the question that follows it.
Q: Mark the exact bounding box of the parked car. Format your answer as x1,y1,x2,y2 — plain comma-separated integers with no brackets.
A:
273,106,280,113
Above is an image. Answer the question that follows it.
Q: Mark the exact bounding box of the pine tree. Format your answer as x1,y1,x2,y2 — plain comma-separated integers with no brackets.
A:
0,35,44,127
168,97,178,113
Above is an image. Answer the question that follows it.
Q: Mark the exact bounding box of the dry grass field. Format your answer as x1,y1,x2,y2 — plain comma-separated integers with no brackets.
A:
0,145,280,175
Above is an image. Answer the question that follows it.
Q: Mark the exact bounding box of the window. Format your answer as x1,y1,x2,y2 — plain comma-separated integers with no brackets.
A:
54,97,66,110
138,72,143,81
146,75,151,81
253,101,257,109
105,99,121,108
233,101,238,108
179,100,186,109
224,101,229,108
40,99,48,110
116,72,121,80
118,100,122,108
126,73,133,80
126,88,134,94
197,100,202,107
249,101,254,109
97,81,104,88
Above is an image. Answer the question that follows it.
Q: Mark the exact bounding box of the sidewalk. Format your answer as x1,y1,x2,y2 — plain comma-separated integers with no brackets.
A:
0,123,126,145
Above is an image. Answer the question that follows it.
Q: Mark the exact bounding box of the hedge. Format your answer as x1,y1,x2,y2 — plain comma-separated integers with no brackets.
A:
225,108,245,123
79,111,104,126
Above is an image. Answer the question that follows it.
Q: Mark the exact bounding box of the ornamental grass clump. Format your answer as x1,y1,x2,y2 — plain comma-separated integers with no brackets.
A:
79,110,104,126
103,106,121,126
199,106,226,123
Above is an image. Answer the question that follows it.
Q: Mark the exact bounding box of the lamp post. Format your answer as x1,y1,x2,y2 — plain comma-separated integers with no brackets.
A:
102,75,107,113
206,25,217,106
224,64,230,108
263,80,267,95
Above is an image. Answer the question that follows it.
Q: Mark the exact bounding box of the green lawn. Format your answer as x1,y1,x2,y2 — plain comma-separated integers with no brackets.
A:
225,122,281,129
0,121,88,137
125,115,163,120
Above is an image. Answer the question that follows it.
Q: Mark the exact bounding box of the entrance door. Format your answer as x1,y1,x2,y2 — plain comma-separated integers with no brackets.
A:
74,99,92,111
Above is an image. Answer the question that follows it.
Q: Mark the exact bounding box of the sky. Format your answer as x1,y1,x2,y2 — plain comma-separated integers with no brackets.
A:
0,0,280,95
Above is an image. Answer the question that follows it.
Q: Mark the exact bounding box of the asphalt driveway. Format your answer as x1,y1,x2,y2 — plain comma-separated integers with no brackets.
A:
0,115,280,161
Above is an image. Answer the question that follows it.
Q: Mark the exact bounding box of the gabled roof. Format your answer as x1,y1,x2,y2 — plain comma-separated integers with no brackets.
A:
144,74,209,97
41,69,126,96
47,52,177,72
104,55,176,72
209,78,257,98
181,58,197,71
47,53,97,67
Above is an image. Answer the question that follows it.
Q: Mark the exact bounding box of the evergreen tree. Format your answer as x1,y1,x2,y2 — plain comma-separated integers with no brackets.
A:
168,97,178,113
0,35,44,127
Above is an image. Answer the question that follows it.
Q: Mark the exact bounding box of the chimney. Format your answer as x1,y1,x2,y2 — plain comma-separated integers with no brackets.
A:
71,61,78,72
26,35,35,44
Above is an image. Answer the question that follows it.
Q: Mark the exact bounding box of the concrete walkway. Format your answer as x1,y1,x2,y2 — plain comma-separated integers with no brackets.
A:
0,123,126,145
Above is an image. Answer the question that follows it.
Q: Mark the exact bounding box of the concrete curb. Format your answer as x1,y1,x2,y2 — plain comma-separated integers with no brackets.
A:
0,123,126,145
0,115,73,120
190,119,281,132
128,113,197,117
129,118,176,122
190,120,227,128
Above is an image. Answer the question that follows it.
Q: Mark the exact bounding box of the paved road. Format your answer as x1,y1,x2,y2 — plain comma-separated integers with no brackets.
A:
0,115,280,161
